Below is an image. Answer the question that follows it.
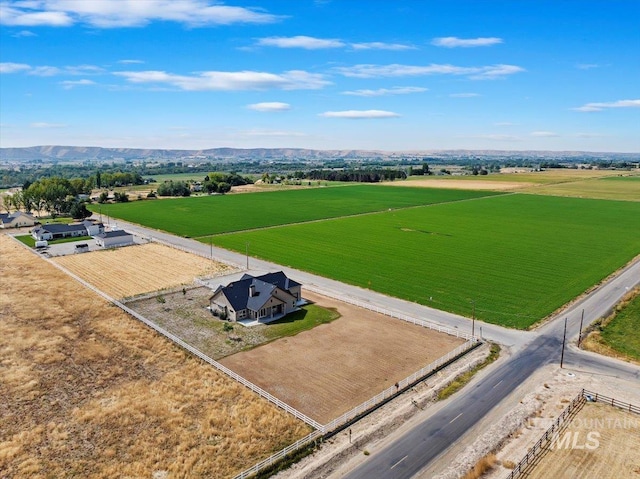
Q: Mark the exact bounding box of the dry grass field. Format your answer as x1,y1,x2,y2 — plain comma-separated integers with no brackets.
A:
524,403,640,479
220,292,466,424
0,234,311,478
53,242,235,299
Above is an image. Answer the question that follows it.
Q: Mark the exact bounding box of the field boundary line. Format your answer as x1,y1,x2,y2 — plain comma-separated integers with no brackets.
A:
194,191,510,239
306,285,477,342
42,255,324,431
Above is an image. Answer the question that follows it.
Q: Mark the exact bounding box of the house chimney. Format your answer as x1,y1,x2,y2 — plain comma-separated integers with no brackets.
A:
249,284,256,297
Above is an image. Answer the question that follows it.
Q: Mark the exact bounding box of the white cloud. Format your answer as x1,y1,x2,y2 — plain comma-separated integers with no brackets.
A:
29,65,61,76
1,62,104,76
350,42,415,51
0,62,31,73
60,79,96,89
247,102,291,112
0,1,281,28
118,59,145,64
335,63,524,80
432,37,503,48
114,69,331,90
530,131,559,137
319,110,400,119
573,99,640,112
13,29,37,37
257,35,345,49
342,86,427,97
449,93,480,98
0,4,73,26
576,63,600,70
30,122,68,128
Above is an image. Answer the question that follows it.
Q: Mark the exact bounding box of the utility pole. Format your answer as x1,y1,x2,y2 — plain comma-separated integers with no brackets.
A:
577,309,585,348
471,300,476,338
560,317,567,368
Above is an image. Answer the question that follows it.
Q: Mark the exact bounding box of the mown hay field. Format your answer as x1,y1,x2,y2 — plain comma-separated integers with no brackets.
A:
525,403,640,479
88,184,500,237
522,174,640,201
0,234,311,478
211,194,640,328
53,242,234,299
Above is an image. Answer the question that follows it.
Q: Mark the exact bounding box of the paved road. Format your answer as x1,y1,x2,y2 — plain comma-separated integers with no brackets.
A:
103,216,640,478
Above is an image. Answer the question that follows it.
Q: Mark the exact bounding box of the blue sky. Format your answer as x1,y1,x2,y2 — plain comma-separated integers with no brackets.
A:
1,0,639,152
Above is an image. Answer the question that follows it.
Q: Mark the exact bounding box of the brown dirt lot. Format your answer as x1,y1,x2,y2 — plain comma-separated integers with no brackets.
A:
53,242,235,299
220,292,466,424
0,234,310,478
523,402,640,479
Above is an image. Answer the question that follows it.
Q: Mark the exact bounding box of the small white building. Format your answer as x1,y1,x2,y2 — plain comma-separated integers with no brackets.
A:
81,220,104,236
94,230,134,248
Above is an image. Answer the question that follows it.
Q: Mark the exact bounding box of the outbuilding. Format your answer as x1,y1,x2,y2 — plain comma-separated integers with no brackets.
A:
94,230,134,248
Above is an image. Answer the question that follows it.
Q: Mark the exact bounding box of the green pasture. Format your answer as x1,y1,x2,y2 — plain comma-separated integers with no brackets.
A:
88,185,500,237
211,194,640,329
600,292,640,361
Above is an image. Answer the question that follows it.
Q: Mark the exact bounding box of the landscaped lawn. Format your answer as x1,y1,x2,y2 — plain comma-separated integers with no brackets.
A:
89,185,501,238
211,194,640,328
14,234,92,247
264,304,340,340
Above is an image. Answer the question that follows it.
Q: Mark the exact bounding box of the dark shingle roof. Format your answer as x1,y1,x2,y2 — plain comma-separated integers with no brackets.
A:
41,223,87,234
214,272,299,312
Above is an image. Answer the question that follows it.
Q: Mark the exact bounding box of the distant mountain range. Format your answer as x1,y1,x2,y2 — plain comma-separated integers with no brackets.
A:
0,145,636,162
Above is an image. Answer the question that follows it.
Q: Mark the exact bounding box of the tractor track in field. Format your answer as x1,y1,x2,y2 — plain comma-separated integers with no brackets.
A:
192,192,515,240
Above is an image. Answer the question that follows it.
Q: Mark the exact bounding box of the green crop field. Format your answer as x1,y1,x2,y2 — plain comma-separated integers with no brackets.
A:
600,291,640,361
88,185,500,237
211,194,640,328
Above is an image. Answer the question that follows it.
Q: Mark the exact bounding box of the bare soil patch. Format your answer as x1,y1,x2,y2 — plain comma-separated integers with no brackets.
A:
0,234,310,478
127,286,273,359
53,242,235,299
220,292,466,424
524,403,640,479
392,179,532,191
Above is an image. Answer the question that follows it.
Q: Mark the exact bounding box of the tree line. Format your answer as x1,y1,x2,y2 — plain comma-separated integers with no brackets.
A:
304,168,407,182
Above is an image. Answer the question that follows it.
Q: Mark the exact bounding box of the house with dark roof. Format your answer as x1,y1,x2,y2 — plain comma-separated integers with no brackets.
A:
32,223,88,241
0,211,36,229
209,272,302,323
31,220,104,241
